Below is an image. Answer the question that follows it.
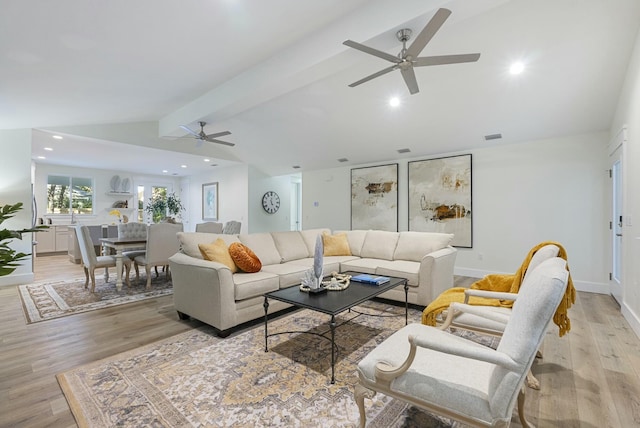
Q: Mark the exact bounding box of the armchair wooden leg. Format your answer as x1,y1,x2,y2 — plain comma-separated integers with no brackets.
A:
90,270,96,293
355,383,375,428
525,369,540,390
517,387,534,428
83,267,89,289
145,265,152,290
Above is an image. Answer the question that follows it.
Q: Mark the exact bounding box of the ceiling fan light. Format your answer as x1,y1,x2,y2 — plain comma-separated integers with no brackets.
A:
509,62,524,75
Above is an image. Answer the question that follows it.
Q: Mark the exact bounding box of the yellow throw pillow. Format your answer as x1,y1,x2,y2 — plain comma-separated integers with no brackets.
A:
229,242,262,273
322,232,352,256
199,239,238,273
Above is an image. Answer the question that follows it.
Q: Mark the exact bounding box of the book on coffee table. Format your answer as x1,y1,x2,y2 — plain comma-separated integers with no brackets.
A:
351,274,390,285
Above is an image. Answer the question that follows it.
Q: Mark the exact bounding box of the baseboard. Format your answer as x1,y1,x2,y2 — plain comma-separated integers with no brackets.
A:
454,267,609,294
621,303,640,339
0,272,34,287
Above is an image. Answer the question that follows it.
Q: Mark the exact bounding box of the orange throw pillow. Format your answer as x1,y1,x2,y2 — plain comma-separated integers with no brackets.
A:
198,239,238,273
229,242,262,273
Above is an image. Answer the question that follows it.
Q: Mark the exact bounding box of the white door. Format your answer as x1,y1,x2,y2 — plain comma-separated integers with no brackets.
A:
608,127,627,305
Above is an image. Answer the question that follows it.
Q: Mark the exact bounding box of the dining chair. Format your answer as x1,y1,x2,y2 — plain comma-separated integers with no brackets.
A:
74,225,132,292
222,220,241,234
355,257,570,428
195,222,224,233
133,222,183,289
118,222,148,261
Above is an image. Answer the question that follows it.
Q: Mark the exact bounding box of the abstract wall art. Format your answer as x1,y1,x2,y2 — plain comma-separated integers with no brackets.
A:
408,154,472,247
351,163,398,231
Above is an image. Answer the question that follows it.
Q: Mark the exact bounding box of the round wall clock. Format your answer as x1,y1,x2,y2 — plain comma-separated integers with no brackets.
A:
262,191,280,214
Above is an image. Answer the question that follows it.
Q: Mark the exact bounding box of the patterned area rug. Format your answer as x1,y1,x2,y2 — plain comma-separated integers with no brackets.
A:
57,301,499,427
18,273,173,323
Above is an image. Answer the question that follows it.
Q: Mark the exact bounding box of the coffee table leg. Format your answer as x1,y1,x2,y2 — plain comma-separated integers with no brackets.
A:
264,297,269,352
404,282,409,325
330,314,336,384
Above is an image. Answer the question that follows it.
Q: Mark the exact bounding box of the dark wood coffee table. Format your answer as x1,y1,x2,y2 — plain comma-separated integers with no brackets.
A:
263,271,408,383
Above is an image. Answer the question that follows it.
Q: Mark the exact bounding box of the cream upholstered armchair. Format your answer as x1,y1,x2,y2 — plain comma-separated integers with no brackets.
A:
355,257,570,427
75,225,132,292
133,222,183,289
118,222,148,260
195,222,224,233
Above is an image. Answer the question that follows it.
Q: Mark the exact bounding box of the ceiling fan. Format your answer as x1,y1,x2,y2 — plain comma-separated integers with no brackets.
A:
179,121,235,147
343,8,480,95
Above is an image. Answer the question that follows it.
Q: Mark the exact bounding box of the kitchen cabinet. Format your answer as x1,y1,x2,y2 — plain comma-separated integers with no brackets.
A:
36,225,71,254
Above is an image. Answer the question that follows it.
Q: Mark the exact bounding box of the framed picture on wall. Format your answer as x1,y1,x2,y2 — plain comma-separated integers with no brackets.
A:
408,154,472,247
202,182,219,220
351,163,398,231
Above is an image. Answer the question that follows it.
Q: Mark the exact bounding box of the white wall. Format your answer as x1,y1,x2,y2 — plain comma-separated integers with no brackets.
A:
0,129,35,286
302,132,608,293
610,26,640,336
248,167,296,233
34,163,181,226
186,164,249,233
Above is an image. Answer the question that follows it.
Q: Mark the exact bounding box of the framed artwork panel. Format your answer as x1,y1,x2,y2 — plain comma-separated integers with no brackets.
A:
202,182,219,221
408,154,472,247
351,163,398,231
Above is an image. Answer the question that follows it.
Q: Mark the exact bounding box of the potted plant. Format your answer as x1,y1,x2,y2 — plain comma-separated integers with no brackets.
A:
0,202,47,277
145,192,184,223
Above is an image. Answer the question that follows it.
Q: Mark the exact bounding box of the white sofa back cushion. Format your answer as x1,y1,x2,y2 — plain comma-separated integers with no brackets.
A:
337,230,368,257
239,233,282,266
177,232,240,259
393,231,454,262
271,231,309,262
360,230,399,261
299,228,331,256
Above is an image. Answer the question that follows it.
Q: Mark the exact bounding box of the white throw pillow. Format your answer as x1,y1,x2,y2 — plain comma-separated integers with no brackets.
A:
393,231,454,261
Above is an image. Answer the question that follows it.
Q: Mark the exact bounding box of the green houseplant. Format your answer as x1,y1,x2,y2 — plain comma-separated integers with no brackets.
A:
145,192,184,223
0,202,47,277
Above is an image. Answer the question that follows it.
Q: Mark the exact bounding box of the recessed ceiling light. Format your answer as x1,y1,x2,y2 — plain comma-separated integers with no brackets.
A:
203,158,210,162
44,147,53,151
162,169,168,173
389,97,400,107
509,62,524,75
37,156,46,159
180,165,187,168
52,135,63,140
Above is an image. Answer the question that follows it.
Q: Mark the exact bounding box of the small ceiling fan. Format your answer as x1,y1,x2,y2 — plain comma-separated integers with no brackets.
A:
179,121,235,147
343,8,480,95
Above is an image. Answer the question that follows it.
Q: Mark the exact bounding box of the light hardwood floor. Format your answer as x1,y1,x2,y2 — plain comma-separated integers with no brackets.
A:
1,255,639,427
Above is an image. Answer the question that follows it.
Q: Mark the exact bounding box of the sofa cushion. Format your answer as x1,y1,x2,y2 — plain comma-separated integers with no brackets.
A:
299,228,331,256
360,230,399,261
261,262,310,288
288,256,357,276
335,230,368,257
229,243,262,273
198,239,238,273
233,271,279,300
322,232,352,256
340,258,380,274
374,260,420,287
393,231,454,262
177,232,241,259
271,231,309,262
238,233,282,266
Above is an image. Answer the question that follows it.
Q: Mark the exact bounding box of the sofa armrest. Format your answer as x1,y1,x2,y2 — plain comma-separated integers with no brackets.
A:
418,246,458,303
169,252,237,331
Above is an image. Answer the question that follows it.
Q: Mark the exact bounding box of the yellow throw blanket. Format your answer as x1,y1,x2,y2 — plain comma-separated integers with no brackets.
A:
422,241,576,337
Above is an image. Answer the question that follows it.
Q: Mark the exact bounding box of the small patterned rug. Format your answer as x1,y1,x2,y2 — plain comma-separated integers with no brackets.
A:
18,272,173,324
57,301,498,427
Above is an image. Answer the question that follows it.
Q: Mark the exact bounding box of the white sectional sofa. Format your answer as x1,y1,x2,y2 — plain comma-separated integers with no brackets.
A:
169,229,457,336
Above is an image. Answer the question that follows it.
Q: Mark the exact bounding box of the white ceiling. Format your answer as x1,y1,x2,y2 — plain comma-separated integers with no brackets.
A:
3,0,640,177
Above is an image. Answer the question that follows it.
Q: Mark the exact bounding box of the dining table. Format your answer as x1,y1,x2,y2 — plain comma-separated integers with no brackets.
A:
100,236,147,291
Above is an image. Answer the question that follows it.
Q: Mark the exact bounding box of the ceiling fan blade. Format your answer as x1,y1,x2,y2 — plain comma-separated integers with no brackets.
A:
343,40,400,63
179,125,200,137
406,8,452,58
414,53,481,67
204,138,235,147
400,67,419,95
205,131,231,139
349,64,398,87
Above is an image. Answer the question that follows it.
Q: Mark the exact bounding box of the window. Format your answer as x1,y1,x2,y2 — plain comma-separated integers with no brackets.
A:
47,175,93,215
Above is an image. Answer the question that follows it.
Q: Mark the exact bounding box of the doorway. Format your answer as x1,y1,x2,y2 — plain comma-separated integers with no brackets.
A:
608,126,627,305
